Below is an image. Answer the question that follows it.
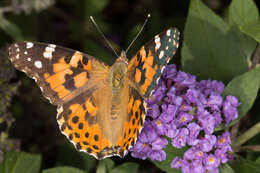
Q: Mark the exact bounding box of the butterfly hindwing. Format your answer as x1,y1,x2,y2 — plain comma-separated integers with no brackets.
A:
8,41,109,105
127,28,180,97
116,85,146,153
57,83,115,159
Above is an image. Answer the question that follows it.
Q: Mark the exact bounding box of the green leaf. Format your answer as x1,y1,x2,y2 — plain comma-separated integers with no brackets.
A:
222,66,260,126
229,0,259,60
233,27,257,61
240,21,260,43
219,164,235,173
0,14,23,40
43,166,86,173
256,157,260,165
232,157,260,173
110,162,139,173
0,151,41,173
229,0,259,27
56,143,97,173
152,141,186,173
84,0,109,16
102,158,115,172
181,0,247,83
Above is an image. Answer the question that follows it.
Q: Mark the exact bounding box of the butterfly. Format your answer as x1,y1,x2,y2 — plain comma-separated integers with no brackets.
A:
8,28,180,159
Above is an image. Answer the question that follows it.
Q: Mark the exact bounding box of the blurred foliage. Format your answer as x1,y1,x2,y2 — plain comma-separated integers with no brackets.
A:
0,0,259,173
0,47,20,164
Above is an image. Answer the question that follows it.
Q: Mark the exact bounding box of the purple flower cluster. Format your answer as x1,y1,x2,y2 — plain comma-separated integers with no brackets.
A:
130,65,239,173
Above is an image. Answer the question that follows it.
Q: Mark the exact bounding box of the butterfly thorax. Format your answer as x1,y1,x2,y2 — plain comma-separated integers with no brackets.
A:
110,51,128,91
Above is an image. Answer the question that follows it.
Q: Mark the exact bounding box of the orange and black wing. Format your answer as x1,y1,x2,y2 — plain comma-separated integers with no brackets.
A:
8,41,109,105
8,41,115,159
127,28,180,98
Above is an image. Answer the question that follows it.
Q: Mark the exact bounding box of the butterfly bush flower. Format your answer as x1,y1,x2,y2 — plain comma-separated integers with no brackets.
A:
130,65,239,173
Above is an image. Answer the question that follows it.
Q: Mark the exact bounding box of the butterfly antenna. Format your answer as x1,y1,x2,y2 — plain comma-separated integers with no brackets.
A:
90,16,119,57
125,14,151,53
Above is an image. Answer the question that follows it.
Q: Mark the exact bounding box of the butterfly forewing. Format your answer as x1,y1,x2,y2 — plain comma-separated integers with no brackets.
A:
127,27,180,98
8,41,109,105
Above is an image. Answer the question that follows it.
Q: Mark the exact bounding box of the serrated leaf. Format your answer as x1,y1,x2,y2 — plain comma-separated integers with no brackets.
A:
240,21,260,43
181,0,247,83
0,14,23,40
222,66,260,126
0,151,41,173
229,0,259,27
152,141,186,173
219,164,235,173
43,166,86,173
110,162,139,173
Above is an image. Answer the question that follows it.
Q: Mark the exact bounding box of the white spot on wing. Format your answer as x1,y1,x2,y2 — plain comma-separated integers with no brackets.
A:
161,66,166,74
16,54,19,59
34,61,42,69
49,44,56,48
57,106,63,115
16,48,20,52
166,29,171,36
43,45,56,60
26,42,34,49
43,52,52,59
155,35,160,42
159,51,164,59
169,38,172,42
45,47,55,52
24,51,28,55
27,57,31,61
155,42,161,50
166,46,169,50
154,35,161,51
33,76,37,82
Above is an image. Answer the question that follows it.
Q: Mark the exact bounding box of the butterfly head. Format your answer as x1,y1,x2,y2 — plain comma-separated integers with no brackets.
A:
115,51,128,64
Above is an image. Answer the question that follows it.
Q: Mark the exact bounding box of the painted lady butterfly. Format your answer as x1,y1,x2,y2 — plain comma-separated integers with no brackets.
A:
8,28,180,159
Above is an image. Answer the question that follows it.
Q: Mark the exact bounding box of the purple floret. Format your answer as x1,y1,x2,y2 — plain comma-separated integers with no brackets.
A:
130,65,238,172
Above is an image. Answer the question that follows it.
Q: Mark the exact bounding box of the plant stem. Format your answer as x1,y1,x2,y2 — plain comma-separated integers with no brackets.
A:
233,122,260,147
235,145,260,152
